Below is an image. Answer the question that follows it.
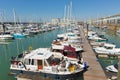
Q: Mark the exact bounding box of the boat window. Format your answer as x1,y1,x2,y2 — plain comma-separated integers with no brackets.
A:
38,53,43,55
37,60,42,66
29,59,31,65
24,59,29,65
57,37,64,40
24,59,34,65
63,51,67,56
31,59,34,65
46,56,54,66
104,46,113,49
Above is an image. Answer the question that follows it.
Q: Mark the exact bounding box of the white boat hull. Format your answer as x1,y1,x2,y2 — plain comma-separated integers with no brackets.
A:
10,68,84,80
94,47,120,54
106,65,118,73
0,35,13,40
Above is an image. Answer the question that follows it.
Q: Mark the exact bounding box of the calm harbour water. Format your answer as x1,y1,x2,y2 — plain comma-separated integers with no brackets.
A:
0,26,119,80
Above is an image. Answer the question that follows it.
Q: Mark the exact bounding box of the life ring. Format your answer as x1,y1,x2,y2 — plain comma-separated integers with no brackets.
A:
18,61,24,68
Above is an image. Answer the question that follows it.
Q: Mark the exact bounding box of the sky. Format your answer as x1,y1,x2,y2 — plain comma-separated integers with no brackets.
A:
0,0,120,22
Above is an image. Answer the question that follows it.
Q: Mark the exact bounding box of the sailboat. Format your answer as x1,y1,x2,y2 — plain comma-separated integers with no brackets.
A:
0,24,13,40
12,8,25,39
0,11,13,40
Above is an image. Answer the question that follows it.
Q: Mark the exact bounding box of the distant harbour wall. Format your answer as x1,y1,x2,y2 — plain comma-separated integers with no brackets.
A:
93,24,120,30
107,24,120,30
90,14,120,30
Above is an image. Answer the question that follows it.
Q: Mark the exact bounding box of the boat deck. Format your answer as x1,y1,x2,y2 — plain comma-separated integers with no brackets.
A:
80,26,107,80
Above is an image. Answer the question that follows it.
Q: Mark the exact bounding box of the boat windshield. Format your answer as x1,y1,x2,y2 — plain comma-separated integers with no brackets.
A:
46,55,54,66
114,64,118,69
104,46,113,49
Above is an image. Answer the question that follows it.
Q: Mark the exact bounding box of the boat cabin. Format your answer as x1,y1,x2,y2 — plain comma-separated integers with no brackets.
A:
103,43,116,49
62,45,77,58
22,48,60,70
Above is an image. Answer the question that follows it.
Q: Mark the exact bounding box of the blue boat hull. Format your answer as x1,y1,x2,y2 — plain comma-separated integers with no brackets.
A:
13,34,25,39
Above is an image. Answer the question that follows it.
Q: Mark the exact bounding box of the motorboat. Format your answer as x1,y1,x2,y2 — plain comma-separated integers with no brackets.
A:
0,34,13,40
52,38,83,58
13,33,26,39
93,43,120,54
0,24,14,40
88,31,107,42
55,32,83,52
90,41,105,47
52,43,82,60
88,35,107,42
106,63,118,73
10,48,84,79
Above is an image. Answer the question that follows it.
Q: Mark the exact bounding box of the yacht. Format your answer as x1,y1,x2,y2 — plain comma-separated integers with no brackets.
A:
10,48,84,79
13,33,26,39
88,31,107,42
0,24,14,40
52,32,83,59
88,35,107,42
0,34,13,40
90,41,105,47
93,43,120,54
106,63,118,73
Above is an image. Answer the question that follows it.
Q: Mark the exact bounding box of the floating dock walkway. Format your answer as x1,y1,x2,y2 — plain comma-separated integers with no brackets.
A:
80,26,107,80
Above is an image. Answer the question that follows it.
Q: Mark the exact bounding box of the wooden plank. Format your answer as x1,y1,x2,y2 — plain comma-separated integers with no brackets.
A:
80,26,107,80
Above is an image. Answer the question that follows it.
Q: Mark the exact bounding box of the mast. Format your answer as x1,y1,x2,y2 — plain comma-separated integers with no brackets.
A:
70,1,72,22
67,5,70,25
67,1,72,25
13,8,17,27
0,10,6,34
64,5,66,23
